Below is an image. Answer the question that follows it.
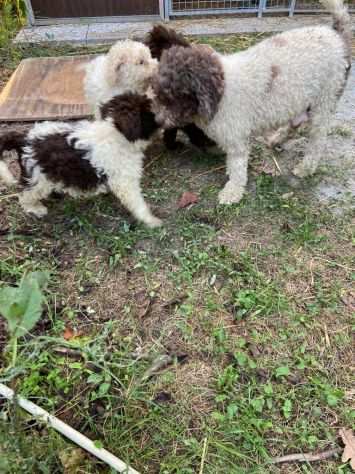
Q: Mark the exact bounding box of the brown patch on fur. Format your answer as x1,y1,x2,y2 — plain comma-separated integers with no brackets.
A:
267,65,281,93
154,45,225,126
100,93,159,142
144,24,190,61
0,131,26,155
31,133,106,190
272,36,287,47
271,65,280,80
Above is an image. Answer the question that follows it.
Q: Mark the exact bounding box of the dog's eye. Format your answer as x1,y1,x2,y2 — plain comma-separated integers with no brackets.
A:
139,60,145,65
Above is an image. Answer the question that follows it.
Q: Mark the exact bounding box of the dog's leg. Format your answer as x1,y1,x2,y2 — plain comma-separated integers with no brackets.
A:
18,177,53,218
109,177,162,228
219,142,249,205
293,110,329,178
163,128,183,151
182,124,216,150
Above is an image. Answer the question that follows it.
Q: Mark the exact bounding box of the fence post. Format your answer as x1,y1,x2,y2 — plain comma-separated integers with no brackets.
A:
23,0,36,26
258,0,266,18
164,0,170,20
289,0,296,16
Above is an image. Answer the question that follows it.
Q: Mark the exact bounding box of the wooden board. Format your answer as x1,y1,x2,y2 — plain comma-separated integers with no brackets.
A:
0,56,95,122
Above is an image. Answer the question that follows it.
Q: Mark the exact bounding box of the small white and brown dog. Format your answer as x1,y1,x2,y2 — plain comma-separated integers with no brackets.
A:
84,30,216,151
153,0,352,204
0,93,162,228
84,39,158,119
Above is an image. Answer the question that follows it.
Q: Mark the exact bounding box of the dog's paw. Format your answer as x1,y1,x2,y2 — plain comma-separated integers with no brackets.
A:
218,184,244,205
25,205,48,218
146,216,163,228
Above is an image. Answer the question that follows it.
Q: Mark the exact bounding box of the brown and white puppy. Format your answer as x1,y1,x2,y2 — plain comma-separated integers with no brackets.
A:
0,94,162,228
152,0,351,204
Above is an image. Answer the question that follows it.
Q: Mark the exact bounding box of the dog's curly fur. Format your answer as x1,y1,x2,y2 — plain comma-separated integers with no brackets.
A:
84,27,215,151
153,0,351,204
84,40,158,119
0,94,161,228
144,24,216,151
154,44,225,126
144,24,190,61
100,94,159,142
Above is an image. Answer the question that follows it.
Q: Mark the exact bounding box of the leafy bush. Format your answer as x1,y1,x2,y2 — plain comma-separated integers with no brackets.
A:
0,0,26,47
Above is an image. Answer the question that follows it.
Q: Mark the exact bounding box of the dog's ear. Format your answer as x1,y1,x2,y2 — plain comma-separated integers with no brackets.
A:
120,107,158,143
145,24,190,60
115,109,142,142
197,87,218,122
100,94,159,142
193,46,224,122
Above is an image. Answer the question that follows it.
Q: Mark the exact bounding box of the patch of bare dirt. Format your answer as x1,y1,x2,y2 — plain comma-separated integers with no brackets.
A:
153,359,216,416
217,219,279,252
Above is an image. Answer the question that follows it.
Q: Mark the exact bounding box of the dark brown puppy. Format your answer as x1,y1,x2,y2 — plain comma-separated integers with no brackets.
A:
144,24,216,151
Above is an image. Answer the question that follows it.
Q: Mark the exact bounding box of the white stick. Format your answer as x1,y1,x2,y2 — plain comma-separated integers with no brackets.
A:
0,383,140,474
270,447,341,464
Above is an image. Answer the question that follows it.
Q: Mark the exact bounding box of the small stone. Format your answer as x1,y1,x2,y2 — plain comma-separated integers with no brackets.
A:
281,192,294,199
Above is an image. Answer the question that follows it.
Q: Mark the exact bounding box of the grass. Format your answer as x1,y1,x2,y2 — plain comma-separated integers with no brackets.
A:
0,22,354,474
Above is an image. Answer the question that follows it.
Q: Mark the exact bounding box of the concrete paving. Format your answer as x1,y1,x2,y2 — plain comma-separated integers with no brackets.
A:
14,14,355,45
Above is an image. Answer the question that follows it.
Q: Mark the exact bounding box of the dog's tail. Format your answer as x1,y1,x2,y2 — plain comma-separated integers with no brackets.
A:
320,0,352,63
0,132,25,185
144,24,190,60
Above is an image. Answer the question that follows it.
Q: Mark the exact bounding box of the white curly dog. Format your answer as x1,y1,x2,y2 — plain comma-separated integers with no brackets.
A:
153,0,352,204
84,39,158,119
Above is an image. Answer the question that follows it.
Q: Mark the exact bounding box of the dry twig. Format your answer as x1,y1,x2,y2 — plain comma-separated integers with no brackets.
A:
190,165,226,181
270,447,341,464
0,193,19,201
199,437,208,474
141,354,174,382
271,155,282,174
